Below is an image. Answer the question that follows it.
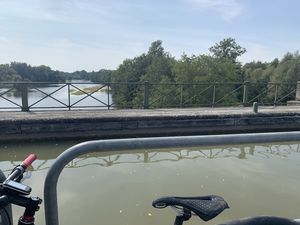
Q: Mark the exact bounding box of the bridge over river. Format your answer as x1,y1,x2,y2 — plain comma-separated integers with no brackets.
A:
1,106,300,142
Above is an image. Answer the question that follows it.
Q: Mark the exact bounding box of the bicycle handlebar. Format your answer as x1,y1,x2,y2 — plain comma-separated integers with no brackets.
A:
22,154,37,169
0,154,41,225
6,154,37,182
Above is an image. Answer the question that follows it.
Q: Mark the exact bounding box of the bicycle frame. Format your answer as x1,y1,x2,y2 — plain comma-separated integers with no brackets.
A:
0,170,12,225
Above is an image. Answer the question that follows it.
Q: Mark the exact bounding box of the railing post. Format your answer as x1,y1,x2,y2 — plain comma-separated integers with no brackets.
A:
180,84,183,107
274,84,278,106
242,81,248,106
296,81,300,100
67,83,71,111
212,84,216,107
21,83,29,112
253,102,258,113
107,84,111,109
144,81,149,109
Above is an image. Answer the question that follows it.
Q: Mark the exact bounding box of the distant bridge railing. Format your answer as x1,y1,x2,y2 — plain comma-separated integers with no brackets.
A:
2,143,299,173
0,81,297,111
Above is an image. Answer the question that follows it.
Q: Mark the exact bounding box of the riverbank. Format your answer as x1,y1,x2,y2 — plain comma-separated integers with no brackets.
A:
1,106,300,142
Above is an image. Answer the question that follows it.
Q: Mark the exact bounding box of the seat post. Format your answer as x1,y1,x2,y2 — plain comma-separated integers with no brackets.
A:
174,208,192,225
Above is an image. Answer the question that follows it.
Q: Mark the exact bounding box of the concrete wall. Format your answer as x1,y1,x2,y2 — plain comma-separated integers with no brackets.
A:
1,110,300,142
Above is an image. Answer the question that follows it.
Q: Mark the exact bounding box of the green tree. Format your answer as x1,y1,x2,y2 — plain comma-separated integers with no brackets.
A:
209,38,246,62
140,40,175,83
173,54,240,106
90,69,113,83
0,64,21,82
9,62,65,82
271,52,300,103
111,55,149,108
242,52,300,105
111,40,175,108
29,65,64,82
10,62,32,81
209,38,247,103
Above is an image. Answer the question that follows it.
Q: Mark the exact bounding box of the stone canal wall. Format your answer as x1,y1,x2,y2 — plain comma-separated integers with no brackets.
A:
1,107,300,142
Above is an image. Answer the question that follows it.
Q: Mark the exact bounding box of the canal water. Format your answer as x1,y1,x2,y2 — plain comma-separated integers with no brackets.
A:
1,140,300,225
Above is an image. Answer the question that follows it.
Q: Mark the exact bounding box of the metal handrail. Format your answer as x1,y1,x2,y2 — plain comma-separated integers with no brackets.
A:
44,131,300,225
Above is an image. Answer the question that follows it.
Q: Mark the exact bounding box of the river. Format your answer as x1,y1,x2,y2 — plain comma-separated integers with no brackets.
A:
1,140,300,225
0,82,112,110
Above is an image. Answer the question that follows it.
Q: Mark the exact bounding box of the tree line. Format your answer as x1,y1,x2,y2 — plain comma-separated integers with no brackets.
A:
111,38,300,107
1,38,300,107
0,62,113,83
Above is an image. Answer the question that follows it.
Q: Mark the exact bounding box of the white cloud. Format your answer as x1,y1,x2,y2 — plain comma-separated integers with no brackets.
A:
0,0,140,24
184,0,244,20
0,0,92,23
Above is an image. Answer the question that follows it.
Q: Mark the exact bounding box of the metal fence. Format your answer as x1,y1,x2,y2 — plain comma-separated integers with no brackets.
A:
0,82,113,111
0,81,297,111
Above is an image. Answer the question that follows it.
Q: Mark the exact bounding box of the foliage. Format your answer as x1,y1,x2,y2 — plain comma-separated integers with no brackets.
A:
1,37,300,108
0,64,21,82
62,70,89,81
90,69,113,83
112,39,246,108
243,52,300,104
209,37,246,62
111,40,176,108
0,62,114,85
0,62,65,83
172,54,241,106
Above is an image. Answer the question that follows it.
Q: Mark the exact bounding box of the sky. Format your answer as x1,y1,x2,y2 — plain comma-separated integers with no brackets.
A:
0,0,300,72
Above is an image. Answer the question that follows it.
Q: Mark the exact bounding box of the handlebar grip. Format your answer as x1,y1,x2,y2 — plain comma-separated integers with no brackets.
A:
21,154,37,168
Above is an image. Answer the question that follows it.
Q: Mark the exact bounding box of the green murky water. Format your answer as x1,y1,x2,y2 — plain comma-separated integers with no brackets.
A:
1,141,300,225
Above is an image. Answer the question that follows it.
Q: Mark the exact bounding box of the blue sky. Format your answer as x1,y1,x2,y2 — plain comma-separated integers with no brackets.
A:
0,0,299,72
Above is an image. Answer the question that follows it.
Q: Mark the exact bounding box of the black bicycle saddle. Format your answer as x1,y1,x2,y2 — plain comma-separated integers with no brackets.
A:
152,195,229,221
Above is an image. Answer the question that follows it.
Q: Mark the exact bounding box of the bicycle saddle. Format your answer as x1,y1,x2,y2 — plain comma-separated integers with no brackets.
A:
152,195,229,221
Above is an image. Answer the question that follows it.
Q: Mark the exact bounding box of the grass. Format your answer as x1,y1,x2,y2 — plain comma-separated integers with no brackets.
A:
70,85,108,95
